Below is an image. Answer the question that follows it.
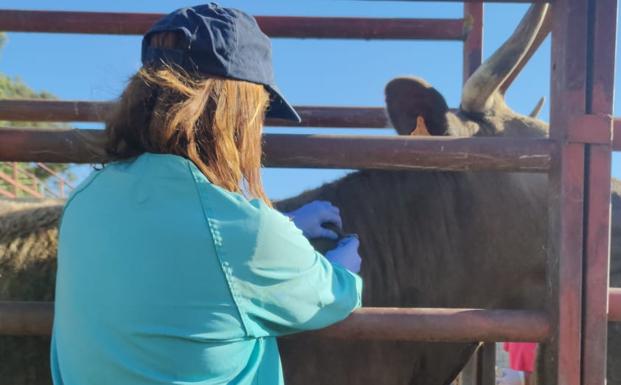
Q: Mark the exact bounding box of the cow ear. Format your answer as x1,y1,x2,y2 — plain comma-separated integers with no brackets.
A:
385,77,449,136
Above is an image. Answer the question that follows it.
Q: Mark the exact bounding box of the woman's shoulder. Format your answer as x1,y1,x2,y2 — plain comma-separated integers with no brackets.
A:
63,152,194,206
186,162,288,231
120,152,192,176
189,168,266,220
82,152,191,179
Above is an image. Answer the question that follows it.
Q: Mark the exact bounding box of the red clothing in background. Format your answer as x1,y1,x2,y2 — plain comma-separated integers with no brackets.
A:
503,342,537,372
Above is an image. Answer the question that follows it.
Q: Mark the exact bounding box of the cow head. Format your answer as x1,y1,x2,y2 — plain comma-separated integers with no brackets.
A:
385,4,550,139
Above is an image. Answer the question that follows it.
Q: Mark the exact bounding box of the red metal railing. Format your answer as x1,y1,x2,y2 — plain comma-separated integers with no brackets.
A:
0,165,44,199
0,162,74,199
0,127,554,172
0,301,551,341
3,103,621,150
0,10,468,40
0,99,391,129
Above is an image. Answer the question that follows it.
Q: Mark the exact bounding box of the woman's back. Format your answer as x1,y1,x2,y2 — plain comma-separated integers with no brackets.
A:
52,153,361,385
53,153,253,384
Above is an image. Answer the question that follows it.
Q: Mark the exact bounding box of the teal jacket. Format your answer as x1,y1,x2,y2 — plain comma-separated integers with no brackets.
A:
51,152,362,385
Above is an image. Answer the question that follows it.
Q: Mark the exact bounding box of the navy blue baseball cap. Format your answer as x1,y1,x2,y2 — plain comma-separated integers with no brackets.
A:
142,3,301,123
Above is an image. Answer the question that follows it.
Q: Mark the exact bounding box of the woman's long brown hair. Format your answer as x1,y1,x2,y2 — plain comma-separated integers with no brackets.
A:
104,32,271,204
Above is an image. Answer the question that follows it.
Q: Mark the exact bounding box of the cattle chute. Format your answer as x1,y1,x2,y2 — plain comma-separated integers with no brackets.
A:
0,2,617,385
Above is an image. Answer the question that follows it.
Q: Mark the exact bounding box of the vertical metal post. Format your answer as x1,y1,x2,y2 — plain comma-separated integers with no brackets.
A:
581,0,617,384
31,173,38,195
476,343,496,385
12,162,18,196
545,1,589,384
463,3,483,84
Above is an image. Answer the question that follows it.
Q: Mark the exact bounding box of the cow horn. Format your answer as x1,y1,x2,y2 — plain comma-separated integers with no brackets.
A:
529,97,545,118
461,4,550,114
499,8,552,94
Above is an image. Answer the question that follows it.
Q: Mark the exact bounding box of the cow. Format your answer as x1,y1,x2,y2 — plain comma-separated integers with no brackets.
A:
1,3,620,385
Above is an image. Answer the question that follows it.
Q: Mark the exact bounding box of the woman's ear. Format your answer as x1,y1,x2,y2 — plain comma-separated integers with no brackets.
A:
385,77,449,136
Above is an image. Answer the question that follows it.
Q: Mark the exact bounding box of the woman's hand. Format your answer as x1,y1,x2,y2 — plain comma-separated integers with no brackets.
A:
286,200,343,240
325,236,361,273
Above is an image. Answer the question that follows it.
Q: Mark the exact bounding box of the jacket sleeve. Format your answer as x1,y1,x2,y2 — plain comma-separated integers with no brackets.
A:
231,201,363,338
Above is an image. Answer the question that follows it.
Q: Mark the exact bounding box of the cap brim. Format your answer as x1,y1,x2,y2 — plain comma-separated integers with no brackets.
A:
264,85,301,123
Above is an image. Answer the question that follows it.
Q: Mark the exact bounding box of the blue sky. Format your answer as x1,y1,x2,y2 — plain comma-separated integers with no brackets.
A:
1,1,620,200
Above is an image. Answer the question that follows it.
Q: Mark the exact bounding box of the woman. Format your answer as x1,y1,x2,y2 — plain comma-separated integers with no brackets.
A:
50,4,362,385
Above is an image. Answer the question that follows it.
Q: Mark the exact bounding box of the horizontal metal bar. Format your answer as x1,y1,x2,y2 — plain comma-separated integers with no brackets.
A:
609,288,621,322
312,308,551,342
264,134,553,171
271,106,390,128
0,10,466,40
0,127,554,172
355,0,549,2
0,301,52,336
567,114,613,145
0,99,390,129
0,301,550,341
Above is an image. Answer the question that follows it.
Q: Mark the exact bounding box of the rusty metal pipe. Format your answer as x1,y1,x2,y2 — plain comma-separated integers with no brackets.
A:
0,10,466,40
263,134,553,172
462,3,483,82
0,302,550,341
311,307,551,342
0,99,390,128
0,302,53,336
0,127,554,172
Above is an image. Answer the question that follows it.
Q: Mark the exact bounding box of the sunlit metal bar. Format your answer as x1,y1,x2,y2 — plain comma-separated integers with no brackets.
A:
0,10,466,40
609,288,621,322
12,292,621,338
264,134,553,171
0,99,390,129
0,127,554,172
0,301,550,342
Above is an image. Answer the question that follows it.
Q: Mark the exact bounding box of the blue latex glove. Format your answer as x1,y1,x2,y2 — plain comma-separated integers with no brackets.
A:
286,200,343,240
325,235,361,273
